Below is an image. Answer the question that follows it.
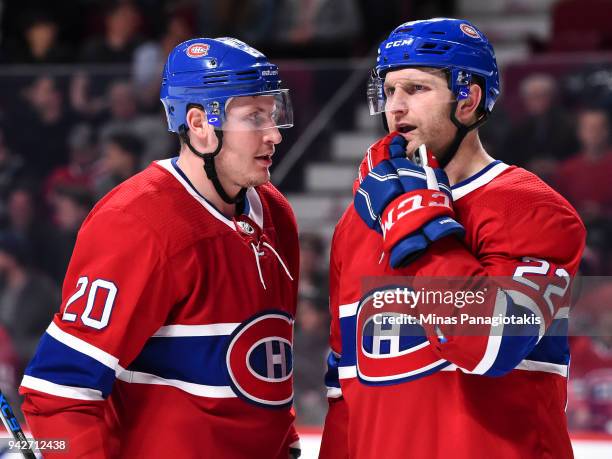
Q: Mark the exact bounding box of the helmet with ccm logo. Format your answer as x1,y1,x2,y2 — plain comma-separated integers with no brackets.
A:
160,37,293,132
368,18,500,116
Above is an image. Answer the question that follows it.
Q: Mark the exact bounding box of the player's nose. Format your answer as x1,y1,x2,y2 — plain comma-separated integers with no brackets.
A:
387,87,411,114
263,127,282,145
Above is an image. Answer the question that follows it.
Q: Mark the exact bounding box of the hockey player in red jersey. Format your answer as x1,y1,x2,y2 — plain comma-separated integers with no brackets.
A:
320,18,586,459
20,37,301,458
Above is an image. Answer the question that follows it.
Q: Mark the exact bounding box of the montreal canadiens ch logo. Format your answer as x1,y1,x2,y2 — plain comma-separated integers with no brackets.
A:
237,220,255,235
460,23,480,39
186,43,210,58
355,290,450,385
226,311,294,408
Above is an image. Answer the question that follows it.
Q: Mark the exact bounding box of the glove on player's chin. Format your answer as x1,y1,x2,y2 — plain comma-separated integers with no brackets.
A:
353,132,407,195
354,143,464,268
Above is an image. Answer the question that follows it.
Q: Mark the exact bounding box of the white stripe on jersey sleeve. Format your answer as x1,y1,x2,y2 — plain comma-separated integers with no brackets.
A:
21,375,104,401
339,302,359,318
47,321,121,371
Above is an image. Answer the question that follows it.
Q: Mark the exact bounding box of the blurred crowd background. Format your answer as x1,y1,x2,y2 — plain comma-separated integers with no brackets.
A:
0,0,611,436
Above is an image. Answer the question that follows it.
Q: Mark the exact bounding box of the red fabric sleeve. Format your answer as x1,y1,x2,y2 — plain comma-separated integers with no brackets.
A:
20,207,178,458
319,221,350,458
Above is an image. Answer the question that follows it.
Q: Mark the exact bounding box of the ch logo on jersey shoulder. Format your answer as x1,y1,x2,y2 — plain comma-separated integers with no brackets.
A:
355,289,451,385
226,310,294,408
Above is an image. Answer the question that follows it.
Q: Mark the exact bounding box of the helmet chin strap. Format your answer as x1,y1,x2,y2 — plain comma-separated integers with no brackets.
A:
178,125,247,206
437,102,490,169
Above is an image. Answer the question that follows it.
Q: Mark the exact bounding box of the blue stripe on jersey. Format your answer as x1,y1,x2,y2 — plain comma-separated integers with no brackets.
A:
128,335,231,386
526,319,570,366
339,315,357,367
451,160,501,190
24,333,116,397
483,298,556,377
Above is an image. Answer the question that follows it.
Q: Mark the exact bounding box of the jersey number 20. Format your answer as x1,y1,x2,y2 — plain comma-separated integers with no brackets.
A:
62,277,118,330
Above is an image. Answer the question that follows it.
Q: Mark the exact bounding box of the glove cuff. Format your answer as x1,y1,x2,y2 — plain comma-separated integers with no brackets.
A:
389,232,428,268
382,189,454,251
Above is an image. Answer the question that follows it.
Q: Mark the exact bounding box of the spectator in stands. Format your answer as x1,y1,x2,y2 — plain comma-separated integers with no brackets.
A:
99,80,171,164
44,123,99,201
12,76,75,178
0,127,25,201
7,10,70,64
2,184,57,279
503,74,578,176
555,107,612,220
3,186,37,241
0,232,59,366
275,0,363,56
79,3,143,63
47,186,95,280
95,132,144,198
99,80,139,135
294,291,330,425
298,232,328,302
132,14,194,112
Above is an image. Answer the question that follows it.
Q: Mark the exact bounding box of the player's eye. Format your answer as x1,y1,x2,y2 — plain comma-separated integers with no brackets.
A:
384,86,395,97
242,110,276,129
243,112,263,126
399,83,427,95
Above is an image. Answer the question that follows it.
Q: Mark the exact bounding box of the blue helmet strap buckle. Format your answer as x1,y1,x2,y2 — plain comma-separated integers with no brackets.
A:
178,123,246,207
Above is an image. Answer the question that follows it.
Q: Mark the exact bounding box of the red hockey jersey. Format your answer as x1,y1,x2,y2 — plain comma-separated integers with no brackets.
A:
320,161,586,459
20,158,300,458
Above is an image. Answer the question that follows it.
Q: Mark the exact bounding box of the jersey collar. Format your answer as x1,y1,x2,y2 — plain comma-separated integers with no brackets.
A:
156,158,264,231
451,160,509,201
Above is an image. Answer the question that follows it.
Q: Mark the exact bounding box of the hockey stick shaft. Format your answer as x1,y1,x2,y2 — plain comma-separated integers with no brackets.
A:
0,390,36,458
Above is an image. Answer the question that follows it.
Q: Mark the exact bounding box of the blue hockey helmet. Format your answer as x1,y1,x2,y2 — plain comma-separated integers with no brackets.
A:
160,37,293,132
368,18,500,115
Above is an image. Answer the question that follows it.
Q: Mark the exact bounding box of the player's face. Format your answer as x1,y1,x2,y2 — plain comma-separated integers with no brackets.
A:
216,96,282,188
383,68,456,159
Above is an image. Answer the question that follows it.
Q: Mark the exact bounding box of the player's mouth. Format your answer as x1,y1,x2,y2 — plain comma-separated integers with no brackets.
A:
397,124,417,136
255,153,273,167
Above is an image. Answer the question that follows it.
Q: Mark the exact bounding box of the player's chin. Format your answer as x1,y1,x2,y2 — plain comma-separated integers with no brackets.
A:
245,170,270,188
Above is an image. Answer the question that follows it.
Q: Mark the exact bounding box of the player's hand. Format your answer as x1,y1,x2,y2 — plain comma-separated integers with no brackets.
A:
353,132,407,195
354,144,465,268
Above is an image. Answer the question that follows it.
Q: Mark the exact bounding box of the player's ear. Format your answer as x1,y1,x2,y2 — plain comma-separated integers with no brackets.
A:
186,106,216,149
456,83,482,124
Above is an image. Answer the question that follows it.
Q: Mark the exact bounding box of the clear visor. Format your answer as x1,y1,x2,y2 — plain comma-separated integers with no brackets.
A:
367,67,455,115
219,89,293,131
